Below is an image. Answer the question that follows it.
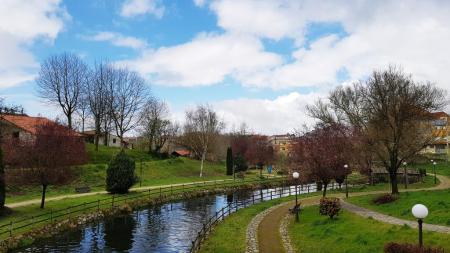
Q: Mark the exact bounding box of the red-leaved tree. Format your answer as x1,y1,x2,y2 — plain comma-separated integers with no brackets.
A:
291,124,352,197
4,121,87,208
245,135,274,177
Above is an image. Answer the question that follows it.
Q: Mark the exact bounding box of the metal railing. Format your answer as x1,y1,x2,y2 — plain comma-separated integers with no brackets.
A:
0,177,287,240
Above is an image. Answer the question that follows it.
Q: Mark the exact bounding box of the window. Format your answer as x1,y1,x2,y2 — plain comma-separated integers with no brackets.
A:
12,131,19,138
112,138,116,144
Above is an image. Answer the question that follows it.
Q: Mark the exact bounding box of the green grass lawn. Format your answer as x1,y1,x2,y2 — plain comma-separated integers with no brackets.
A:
410,160,450,177
348,189,450,226
6,144,239,203
289,206,450,252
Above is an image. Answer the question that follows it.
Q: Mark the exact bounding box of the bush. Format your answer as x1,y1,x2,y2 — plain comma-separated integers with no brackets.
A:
384,242,444,253
373,194,398,205
319,197,341,219
106,150,137,194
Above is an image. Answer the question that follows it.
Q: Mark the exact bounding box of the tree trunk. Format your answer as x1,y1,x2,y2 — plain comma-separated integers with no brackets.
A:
200,152,206,177
0,147,5,209
67,112,72,130
322,182,328,197
389,171,399,194
40,184,47,209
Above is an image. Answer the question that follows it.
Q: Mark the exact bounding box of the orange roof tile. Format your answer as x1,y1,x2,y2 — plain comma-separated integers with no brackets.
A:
1,114,80,136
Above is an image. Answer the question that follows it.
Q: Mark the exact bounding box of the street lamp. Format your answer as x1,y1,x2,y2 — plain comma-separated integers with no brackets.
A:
293,171,300,222
344,164,349,198
403,161,408,189
433,162,437,185
412,204,428,247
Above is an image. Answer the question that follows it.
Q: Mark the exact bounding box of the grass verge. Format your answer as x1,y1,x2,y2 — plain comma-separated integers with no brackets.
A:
288,206,450,252
347,189,450,226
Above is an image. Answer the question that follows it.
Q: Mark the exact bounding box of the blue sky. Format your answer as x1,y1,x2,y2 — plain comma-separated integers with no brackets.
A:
1,0,449,134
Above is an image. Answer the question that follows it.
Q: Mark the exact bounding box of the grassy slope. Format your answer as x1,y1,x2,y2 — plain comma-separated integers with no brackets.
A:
289,206,450,253
348,189,450,226
410,160,450,177
6,144,231,203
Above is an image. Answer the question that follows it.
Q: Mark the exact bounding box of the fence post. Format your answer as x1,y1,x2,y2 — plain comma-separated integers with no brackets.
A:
307,184,310,193
252,194,255,204
9,221,12,237
270,190,273,200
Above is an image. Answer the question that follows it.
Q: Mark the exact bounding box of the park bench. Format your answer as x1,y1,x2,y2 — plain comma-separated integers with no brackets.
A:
289,203,301,214
75,186,91,193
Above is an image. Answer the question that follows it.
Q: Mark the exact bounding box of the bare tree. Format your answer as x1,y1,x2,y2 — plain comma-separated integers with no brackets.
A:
140,98,169,153
182,105,224,177
36,53,88,129
308,66,447,194
110,68,149,147
76,91,90,133
87,62,113,151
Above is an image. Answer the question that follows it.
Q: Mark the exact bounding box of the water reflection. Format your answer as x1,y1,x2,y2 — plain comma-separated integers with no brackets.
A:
15,184,317,253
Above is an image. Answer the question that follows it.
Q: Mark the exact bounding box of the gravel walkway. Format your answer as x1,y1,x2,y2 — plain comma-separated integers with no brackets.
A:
279,214,295,253
245,202,291,253
341,200,450,234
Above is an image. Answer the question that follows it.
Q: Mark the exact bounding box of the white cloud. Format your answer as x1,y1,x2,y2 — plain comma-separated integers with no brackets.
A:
84,31,147,49
213,92,323,135
123,0,450,91
0,0,68,88
120,0,164,18
119,32,282,86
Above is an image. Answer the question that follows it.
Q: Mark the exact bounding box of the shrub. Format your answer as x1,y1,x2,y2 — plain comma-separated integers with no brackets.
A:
372,194,398,205
106,150,137,194
384,242,444,253
319,197,341,219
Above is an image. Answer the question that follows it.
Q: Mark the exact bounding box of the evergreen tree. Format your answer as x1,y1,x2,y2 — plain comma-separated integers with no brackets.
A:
226,147,233,175
106,151,137,194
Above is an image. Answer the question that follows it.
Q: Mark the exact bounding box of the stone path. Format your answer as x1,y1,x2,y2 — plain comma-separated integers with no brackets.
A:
341,200,450,234
245,202,291,253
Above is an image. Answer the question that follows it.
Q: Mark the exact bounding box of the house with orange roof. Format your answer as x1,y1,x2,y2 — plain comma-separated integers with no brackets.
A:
423,111,450,156
0,113,79,141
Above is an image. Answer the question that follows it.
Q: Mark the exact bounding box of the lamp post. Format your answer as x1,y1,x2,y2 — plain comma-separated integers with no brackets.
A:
403,161,408,189
344,164,349,198
412,204,428,247
433,162,437,185
293,171,300,222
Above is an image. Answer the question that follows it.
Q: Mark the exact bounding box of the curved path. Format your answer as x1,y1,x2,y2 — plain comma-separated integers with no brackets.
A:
250,174,450,252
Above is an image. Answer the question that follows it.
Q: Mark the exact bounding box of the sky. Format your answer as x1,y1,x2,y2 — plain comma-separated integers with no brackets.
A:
0,0,449,135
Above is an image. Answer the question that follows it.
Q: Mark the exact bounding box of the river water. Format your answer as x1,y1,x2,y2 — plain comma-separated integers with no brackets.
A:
15,184,317,253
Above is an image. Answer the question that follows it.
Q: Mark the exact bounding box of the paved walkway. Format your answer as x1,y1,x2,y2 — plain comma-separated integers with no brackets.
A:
249,174,450,252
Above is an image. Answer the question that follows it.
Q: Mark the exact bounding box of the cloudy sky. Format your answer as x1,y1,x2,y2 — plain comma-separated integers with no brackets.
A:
1,0,449,134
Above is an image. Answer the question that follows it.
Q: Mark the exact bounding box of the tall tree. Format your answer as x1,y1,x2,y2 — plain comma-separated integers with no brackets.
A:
245,135,274,177
308,66,446,194
182,105,224,177
36,53,88,129
291,124,352,197
226,147,233,176
86,62,113,151
4,121,87,208
140,98,169,153
110,68,149,147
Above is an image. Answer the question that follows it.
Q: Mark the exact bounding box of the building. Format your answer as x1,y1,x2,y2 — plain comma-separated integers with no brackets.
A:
0,114,78,140
81,130,131,148
268,134,295,154
423,112,450,155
